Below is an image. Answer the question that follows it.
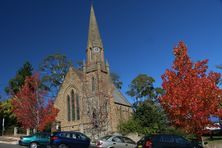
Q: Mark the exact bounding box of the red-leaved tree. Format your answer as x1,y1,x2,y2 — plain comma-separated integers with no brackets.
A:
12,74,59,131
160,41,222,135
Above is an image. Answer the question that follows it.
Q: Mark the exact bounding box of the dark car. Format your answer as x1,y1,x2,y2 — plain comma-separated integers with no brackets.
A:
50,131,90,148
136,134,203,148
190,138,206,148
19,132,50,148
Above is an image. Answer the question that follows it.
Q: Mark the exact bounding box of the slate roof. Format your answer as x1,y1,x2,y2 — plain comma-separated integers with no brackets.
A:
113,88,131,107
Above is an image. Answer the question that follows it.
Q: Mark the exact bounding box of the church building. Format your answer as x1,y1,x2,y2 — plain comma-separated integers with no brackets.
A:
54,5,132,135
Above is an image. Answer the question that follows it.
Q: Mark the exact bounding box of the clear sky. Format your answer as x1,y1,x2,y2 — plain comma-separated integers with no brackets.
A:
0,0,222,102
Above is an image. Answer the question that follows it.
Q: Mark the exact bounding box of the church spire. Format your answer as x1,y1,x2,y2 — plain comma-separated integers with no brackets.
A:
87,4,103,49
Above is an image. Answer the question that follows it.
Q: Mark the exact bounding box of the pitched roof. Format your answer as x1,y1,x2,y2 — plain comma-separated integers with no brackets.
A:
113,88,131,107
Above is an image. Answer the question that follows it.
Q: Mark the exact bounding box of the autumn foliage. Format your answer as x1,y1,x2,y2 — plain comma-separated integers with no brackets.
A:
160,41,222,135
12,74,59,131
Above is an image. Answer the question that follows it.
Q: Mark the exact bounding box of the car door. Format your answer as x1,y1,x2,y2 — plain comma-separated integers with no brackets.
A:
35,133,42,144
122,137,136,148
74,133,90,148
110,136,125,148
67,132,81,148
59,132,75,147
174,135,192,148
39,133,50,145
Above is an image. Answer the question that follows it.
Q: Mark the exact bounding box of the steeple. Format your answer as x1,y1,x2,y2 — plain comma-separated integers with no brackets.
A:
86,4,107,73
87,4,103,49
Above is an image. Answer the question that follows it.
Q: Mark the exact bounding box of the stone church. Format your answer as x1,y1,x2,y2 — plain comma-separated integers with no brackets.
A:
54,5,132,134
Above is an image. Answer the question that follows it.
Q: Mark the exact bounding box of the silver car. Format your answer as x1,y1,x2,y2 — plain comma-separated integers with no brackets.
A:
96,135,136,148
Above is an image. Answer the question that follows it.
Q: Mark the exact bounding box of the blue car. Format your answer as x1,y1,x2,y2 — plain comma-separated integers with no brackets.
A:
18,132,50,148
50,131,90,148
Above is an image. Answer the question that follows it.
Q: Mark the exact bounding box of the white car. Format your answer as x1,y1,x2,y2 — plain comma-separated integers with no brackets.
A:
96,135,136,148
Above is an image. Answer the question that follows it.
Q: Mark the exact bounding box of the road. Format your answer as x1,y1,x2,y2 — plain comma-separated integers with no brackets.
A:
0,143,97,148
0,143,25,148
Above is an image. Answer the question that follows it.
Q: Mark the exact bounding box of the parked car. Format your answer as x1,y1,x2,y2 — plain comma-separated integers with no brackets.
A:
49,131,90,148
136,134,204,148
18,132,51,148
190,138,206,148
96,135,136,148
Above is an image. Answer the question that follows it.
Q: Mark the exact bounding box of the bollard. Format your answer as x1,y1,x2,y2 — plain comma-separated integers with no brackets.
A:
14,127,18,136
26,128,30,135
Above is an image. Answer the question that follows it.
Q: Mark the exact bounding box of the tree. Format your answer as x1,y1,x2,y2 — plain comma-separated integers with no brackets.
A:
12,74,59,131
5,62,33,95
86,94,110,137
82,75,112,138
118,74,167,135
134,100,167,133
39,53,73,99
127,74,164,103
110,73,123,90
160,41,222,136
119,100,167,135
0,99,17,133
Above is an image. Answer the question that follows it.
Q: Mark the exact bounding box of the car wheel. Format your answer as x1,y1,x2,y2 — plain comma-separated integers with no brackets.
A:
58,144,68,148
29,142,38,148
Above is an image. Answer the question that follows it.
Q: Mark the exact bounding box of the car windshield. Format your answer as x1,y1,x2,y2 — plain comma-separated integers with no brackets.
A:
100,135,112,141
122,137,135,144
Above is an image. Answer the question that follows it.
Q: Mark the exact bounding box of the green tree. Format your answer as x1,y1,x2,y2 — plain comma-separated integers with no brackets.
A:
0,99,17,133
134,100,167,133
118,118,141,135
110,73,123,90
5,62,33,95
119,74,167,135
39,53,73,98
119,100,167,135
127,74,164,102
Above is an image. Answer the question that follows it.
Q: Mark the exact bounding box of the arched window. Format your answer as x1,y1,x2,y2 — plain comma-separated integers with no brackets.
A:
67,95,71,121
76,94,80,120
92,77,95,92
71,90,75,121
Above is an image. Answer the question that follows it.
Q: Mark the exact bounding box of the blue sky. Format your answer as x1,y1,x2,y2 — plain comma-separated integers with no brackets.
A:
0,0,222,102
